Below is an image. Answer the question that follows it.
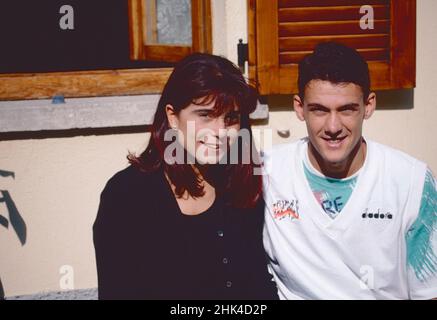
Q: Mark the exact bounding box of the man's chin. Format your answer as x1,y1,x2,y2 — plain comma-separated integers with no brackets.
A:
318,151,348,168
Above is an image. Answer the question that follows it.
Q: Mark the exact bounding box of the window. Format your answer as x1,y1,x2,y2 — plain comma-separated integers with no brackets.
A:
129,0,212,62
248,0,416,95
0,0,212,101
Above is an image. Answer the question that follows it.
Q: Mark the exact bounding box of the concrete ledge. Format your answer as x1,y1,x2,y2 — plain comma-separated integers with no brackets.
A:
0,95,160,133
0,95,268,133
6,288,98,300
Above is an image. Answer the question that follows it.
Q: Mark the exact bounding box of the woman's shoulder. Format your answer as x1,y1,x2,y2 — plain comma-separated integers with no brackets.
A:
94,166,164,229
102,165,161,197
97,166,166,217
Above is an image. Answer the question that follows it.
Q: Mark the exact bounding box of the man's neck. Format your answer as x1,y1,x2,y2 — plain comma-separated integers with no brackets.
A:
308,139,366,179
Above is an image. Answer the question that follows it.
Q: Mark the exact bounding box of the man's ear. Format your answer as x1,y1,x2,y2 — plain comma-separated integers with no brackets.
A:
364,92,376,120
294,94,305,121
165,104,178,129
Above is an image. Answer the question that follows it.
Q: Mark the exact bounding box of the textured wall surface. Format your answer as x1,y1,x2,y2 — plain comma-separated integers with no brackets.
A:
7,288,97,300
1,0,436,299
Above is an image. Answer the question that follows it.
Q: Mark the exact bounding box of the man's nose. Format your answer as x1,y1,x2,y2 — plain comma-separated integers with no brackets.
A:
325,113,343,136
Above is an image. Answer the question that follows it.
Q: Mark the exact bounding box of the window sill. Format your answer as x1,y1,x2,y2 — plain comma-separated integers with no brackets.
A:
0,95,268,133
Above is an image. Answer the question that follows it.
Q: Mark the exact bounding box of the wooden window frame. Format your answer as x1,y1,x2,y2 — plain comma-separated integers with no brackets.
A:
129,0,212,62
0,0,212,101
248,0,416,95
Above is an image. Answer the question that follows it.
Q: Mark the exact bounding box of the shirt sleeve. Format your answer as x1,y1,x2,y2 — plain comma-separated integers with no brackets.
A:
406,168,437,299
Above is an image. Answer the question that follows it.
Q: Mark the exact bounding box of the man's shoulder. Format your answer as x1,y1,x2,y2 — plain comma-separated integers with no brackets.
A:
366,140,428,194
367,139,427,169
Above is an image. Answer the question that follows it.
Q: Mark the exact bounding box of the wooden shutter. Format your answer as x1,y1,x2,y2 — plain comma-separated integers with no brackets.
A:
248,0,416,95
129,0,212,63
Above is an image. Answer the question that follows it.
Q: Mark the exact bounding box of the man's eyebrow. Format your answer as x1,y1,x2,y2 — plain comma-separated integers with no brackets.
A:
306,103,360,109
338,103,360,109
307,103,328,109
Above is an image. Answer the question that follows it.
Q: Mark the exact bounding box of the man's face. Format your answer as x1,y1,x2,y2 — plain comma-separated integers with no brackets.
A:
294,80,376,173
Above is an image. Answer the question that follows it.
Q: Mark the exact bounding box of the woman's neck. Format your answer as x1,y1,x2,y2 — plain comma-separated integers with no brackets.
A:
165,166,217,216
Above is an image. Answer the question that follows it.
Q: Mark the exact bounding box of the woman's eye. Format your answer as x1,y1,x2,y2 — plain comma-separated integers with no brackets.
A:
225,114,240,125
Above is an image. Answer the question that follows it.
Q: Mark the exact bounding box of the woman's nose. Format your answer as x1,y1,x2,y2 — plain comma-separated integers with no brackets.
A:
212,117,227,132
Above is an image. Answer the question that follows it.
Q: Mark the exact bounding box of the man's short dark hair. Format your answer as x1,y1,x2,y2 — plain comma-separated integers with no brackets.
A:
298,42,371,101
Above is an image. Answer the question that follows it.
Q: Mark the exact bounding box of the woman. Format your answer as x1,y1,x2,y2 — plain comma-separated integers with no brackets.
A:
93,53,277,300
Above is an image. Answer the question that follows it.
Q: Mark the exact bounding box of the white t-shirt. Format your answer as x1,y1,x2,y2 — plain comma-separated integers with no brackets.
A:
262,138,437,299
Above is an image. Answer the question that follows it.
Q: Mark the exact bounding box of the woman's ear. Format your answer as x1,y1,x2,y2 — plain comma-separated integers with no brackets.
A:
165,104,178,129
364,92,376,120
294,94,305,121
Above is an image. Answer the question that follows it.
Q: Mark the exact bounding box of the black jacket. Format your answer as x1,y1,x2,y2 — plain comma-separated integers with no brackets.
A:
93,165,278,300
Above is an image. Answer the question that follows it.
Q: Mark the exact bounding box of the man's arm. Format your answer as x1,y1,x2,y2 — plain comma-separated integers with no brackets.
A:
406,168,437,299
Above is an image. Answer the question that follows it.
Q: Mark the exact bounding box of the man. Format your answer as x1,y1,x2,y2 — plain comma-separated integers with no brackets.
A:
262,42,437,299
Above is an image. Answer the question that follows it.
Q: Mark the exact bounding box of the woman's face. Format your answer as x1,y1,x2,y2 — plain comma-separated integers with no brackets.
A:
166,98,241,165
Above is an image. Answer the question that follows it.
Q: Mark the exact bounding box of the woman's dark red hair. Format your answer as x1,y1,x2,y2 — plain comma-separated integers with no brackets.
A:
128,53,262,208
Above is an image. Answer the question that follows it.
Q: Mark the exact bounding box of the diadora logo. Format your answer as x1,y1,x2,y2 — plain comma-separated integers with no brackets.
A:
362,208,393,220
272,199,299,220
